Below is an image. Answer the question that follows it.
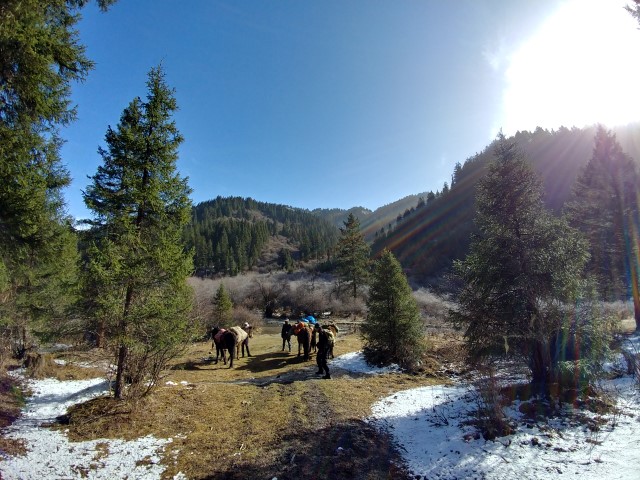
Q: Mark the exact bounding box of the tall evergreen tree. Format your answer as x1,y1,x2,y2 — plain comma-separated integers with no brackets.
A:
335,213,370,299
452,133,589,389
362,249,425,369
565,126,640,330
0,0,113,356
83,66,194,399
212,283,233,328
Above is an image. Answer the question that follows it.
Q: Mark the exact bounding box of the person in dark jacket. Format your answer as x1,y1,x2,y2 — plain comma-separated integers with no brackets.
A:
281,319,292,352
314,324,331,379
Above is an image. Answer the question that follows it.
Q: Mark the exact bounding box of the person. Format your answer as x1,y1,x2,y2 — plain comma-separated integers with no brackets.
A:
314,324,331,379
281,318,292,352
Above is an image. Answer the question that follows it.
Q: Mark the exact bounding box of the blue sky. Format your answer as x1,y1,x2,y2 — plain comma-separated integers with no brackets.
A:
61,0,640,221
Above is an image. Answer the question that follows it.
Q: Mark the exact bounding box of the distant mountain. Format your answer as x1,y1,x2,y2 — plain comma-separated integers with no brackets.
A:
311,206,372,230
312,194,430,242
184,196,339,276
373,123,640,287
185,124,640,286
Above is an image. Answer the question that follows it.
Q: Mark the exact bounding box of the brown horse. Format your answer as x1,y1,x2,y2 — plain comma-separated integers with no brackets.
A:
292,321,313,360
211,324,253,368
324,324,339,358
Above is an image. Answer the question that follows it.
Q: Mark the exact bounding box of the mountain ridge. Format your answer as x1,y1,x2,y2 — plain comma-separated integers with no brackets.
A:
186,123,640,284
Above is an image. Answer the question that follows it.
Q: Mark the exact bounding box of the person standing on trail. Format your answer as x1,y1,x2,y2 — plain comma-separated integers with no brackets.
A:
314,324,331,379
281,318,292,352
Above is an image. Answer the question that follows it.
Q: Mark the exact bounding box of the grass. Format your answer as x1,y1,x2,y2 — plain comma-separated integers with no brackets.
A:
40,328,448,479
2,310,635,478
0,363,28,458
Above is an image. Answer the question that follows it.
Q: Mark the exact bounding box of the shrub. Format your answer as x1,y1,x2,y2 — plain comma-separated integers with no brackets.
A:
232,306,263,329
362,250,426,370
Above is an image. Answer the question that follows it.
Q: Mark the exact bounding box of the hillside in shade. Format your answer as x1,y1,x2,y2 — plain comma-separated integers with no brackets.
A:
370,123,640,286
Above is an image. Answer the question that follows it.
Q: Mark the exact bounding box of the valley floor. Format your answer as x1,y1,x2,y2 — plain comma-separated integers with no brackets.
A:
0,329,638,479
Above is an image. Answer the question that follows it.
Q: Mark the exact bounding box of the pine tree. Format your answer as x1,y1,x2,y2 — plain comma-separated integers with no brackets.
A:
278,248,294,272
83,66,194,399
565,126,640,330
452,133,589,389
362,249,425,369
0,0,113,356
212,283,233,328
335,213,370,299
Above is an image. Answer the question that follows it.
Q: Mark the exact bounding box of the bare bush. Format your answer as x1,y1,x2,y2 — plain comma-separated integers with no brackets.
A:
22,352,58,379
188,272,372,328
333,295,367,319
289,282,326,315
189,272,355,316
123,343,186,400
0,333,12,370
602,300,635,323
233,306,264,330
471,365,513,440
413,288,456,328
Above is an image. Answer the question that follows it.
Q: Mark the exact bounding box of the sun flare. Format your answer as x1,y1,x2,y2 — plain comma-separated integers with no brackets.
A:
502,0,640,135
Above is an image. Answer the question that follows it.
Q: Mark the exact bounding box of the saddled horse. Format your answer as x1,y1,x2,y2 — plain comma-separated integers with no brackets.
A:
292,321,313,361
324,324,339,358
211,326,236,366
228,324,253,359
211,324,253,368
311,323,339,358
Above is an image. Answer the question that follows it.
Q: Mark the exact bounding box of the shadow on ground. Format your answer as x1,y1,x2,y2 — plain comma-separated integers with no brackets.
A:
197,419,412,480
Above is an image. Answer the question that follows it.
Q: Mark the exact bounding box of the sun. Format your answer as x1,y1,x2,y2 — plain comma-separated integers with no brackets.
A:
502,0,640,135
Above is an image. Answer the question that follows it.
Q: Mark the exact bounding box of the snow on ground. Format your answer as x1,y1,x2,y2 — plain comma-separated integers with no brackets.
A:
0,373,185,480
364,333,640,480
369,379,639,479
331,351,401,374
1,335,639,480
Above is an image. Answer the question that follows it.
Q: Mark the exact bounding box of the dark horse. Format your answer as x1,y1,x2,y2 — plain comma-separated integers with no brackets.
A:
211,327,238,368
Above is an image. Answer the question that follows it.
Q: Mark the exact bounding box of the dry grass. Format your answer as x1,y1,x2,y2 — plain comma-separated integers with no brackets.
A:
0,369,27,457
41,329,448,479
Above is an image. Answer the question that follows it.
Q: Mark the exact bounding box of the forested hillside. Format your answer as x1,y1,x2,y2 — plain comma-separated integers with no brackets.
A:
372,123,640,286
184,196,339,276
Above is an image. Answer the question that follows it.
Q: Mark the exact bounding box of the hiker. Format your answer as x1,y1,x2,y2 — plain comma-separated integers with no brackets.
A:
281,318,292,352
314,324,331,379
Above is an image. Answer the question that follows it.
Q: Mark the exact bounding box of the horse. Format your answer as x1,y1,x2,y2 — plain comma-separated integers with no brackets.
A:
292,321,313,361
228,324,253,359
211,324,253,368
211,326,237,367
324,324,339,359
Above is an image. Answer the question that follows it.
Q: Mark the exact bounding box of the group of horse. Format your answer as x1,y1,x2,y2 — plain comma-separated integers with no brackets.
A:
287,321,338,361
210,321,339,368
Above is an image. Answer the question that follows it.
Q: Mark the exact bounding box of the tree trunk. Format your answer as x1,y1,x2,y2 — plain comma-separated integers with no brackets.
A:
114,285,134,399
96,319,105,348
114,343,128,399
632,261,640,331
530,340,553,395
